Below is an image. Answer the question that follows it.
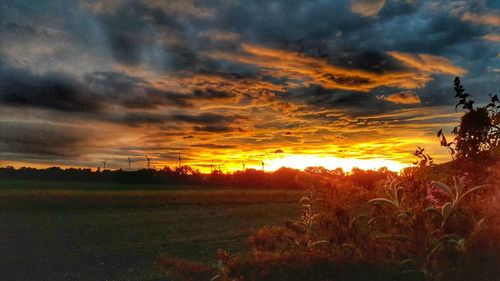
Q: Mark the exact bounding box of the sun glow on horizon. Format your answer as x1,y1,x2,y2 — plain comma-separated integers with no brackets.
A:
264,155,409,172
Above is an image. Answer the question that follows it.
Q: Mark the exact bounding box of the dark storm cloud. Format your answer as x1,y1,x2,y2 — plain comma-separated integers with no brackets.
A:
0,66,196,112
282,86,401,118
0,65,99,112
0,64,247,114
191,144,237,149
192,125,233,133
217,0,360,50
115,112,243,129
192,89,234,99
0,121,90,157
380,14,482,54
85,71,195,108
326,49,406,73
94,1,184,66
118,112,170,126
170,113,243,125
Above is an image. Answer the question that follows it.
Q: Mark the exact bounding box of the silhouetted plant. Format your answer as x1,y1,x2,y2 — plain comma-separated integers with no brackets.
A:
413,146,434,169
438,77,499,170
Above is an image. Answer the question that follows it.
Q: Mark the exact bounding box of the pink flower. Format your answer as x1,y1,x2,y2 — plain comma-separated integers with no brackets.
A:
426,184,449,207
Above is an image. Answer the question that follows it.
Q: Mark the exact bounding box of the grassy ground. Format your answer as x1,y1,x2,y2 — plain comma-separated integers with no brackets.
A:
0,180,302,281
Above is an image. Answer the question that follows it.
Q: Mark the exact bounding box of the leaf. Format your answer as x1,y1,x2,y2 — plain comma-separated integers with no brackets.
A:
395,211,411,220
373,234,410,242
210,274,221,281
431,181,454,199
309,240,329,247
396,187,404,204
477,217,486,229
457,184,490,206
442,202,453,221
425,207,442,219
299,196,311,204
342,243,356,250
352,214,369,225
430,234,463,256
452,177,460,200
437,129,442,137
457,238,466,252
400,259,415,266
295,221,307,227
372,234,393,240
368,198,398,208
457,177,465,198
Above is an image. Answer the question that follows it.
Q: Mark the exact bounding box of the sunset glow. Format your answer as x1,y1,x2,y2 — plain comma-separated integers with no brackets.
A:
0,0,498,172
265,155,408,172
1,2,499,280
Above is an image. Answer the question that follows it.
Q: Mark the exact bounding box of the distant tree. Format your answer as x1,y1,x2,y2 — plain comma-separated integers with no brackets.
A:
347,167,395,190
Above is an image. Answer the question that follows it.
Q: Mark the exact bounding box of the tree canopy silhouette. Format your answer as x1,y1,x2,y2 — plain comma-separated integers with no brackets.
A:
438,77,499,172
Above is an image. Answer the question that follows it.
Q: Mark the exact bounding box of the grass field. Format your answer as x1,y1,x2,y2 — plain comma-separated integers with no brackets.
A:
0,180,302,281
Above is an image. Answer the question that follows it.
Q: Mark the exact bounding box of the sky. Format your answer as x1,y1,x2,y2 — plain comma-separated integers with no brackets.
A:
0,0,498,172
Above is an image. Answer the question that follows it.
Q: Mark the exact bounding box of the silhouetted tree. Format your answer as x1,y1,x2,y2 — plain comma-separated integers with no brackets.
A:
438,77,499,175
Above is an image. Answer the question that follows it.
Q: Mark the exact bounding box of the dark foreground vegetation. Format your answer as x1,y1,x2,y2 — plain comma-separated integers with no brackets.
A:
161,78,500,281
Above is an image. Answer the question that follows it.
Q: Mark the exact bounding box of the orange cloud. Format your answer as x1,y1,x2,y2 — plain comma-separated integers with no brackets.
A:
103,46,467,171
461,11,500,26
113,63,298,113
482,33,500,42
350,0,386,17
377,91,421,105
387,51,466,76
207,43,466,92
199,30,240,42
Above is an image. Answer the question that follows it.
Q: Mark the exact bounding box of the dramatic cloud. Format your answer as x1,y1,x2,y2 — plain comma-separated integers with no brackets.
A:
0,66,99,112
209,44,465,92
0,0,497,170
387,51,466,77
350,0,386,17
378,91,421,105
461,11,500,26
482,33,500,42
0,121,93,158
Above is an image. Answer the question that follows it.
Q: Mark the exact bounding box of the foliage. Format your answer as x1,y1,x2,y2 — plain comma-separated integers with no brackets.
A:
161,79,500,281
438,77,499,172
412,146,434,169
186,171,497,281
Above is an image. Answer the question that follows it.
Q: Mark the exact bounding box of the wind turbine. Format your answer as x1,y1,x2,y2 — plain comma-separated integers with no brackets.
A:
261,160,265,171
242,162,245,171
101,160,107,170
127,156,135,171
177,152,182,169
145,154,151,170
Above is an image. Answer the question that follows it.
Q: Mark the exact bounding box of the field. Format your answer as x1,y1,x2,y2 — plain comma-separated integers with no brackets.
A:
0,180,302,281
